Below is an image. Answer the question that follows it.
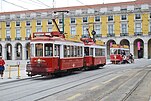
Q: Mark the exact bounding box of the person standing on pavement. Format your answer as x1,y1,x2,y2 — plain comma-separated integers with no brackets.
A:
0,56,5,79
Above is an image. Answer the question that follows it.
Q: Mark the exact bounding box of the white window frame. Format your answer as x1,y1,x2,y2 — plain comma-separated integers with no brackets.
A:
135,14,141,20
6,29,11,38
26,21,31,26
94,24,101,35
36,27,42,32
108,15,114,22
108,24,114,34
70,18,76,24
16,29,20,38
36,20,42,26
83,17,88,23
48,19,52,25
16,21,20,27
48,27,52,32
26,29,31,37
121,23,128,33
121,15,127,21
6,21,10,28
82,25,88,35
95,16,100,22
70,26,76,36
135,23,142,33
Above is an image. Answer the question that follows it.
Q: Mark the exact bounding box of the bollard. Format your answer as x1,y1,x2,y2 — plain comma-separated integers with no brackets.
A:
8,66,12,79
17,65,20,79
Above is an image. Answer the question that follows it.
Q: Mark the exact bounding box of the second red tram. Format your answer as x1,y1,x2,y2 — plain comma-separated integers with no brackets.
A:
26,32,106,76
110,44,130,64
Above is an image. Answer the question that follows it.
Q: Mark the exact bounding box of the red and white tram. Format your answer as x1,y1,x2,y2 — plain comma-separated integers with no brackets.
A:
110,44,130,64
26,32,106,76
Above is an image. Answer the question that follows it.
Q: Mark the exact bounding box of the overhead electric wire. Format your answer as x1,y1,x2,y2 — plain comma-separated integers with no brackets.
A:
18,0,44,7
36,0,50,8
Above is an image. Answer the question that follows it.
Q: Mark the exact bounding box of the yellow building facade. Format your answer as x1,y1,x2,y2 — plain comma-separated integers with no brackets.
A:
0,0,151,60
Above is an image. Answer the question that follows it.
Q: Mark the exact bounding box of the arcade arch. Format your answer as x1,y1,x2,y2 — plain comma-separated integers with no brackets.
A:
6,43,12,60
120,39,130,47
25,42,30,60
148,39,151,59
15,43,22,60
106,40,116,58
134,39,144,58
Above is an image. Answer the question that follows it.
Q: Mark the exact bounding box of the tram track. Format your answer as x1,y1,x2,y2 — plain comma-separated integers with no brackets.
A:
19,67,148,101
121,69,151,101
0,66,121,91
1,63,150,101
4,68,126,101
95,66,151,101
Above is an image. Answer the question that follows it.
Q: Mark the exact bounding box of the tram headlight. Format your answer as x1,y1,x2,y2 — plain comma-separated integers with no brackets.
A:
37,59,41,64
36,58,45,64
114,55,116,59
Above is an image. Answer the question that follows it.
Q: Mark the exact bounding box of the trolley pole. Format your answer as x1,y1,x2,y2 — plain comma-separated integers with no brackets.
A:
54,10,69,34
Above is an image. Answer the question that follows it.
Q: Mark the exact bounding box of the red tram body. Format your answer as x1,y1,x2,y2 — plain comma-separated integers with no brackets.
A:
110,44,130,64
26,31,106,76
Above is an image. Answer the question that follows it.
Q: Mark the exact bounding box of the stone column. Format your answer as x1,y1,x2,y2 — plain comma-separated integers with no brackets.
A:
2,46,6,60
144,43,148,59
130,42,134,55
12,47,16,60
22,47,27,60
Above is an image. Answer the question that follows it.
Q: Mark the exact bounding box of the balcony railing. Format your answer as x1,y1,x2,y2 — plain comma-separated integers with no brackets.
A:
5,37,11,41
148,32,151,35
15,37,21,40
25,37,30,40
95,34,102,38
134,32,142,36
81,34,90,38
120,33,128,36
107,33,115,37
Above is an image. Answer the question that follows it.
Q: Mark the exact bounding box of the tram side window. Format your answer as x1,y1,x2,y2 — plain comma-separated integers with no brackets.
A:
80,47,83,56
84,47,89,56
110,49,117,55
90,48,93,56
64,45,67,57
71,46,74,57
101,49,105,56
67,46,70,57
54,45,60,56
95,48,101,56
35,43,43,56
75,46,78,57
44,43,53,56
118,49,121,54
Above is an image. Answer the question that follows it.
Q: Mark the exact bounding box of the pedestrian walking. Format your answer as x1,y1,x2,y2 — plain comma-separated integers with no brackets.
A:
0,56,5,79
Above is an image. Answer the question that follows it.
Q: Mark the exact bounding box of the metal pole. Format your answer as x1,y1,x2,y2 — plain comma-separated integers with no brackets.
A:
8,66,11,79
17,65,20,79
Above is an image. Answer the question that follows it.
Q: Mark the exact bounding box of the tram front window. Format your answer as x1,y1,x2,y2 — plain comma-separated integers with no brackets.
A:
35,43,43,56
84,47,89,56
45,43,53,56
31,44,34,57
110,49,118,55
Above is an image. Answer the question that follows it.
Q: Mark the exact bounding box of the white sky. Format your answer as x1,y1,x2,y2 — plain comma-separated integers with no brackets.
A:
0,0,135,12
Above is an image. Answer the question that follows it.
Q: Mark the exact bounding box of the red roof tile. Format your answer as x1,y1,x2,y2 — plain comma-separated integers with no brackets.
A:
0,0,150,15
